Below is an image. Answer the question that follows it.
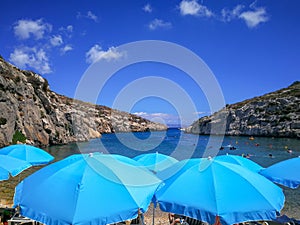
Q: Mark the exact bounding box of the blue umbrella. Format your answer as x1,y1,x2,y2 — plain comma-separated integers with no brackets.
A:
215,154,263,172
133,152,178,173
259,157,300,189
155,158,284,225
0,155,32,181
14,153,162,225
0,144,54,165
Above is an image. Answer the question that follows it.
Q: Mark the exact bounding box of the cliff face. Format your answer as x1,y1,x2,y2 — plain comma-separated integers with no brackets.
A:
185,81,300,138
0,57,167,147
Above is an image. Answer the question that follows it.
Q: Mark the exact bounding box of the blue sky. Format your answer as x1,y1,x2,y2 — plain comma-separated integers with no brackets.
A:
1,0,299,126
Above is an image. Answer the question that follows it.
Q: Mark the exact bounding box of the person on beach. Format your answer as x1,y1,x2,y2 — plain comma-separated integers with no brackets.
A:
138,208,145,225
168,213,189,225
169,213,181,225
124,209,145,225
2,208,12,225
213,216,221,225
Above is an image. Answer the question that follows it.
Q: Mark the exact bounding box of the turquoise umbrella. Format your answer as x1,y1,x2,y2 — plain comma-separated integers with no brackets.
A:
260,157,300,189
155,158,284,225
0,144,54,165
14,153,162,225
134,152,178,173
0,155,32,181
215,154,263,172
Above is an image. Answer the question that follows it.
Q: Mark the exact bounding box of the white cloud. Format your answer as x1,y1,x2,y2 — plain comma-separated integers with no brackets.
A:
220,2,269,28
133,112,171,119
133,112,148,117
50,35,63,46
143,3,152,13
85,44,125,64
134,112,174,121
77,11,98,22
148,19,172,30
60,45,73,54
11,19,76,73
193,111,207,115
133,112,202,126
59,25,73,38
14,19,52,40
239,7,269,28
87,11,98,22
177,0,269,28
179,0,213,17
221,5,244,22
133,112,190,126
66,25,73,32
9,47,52,74
151,113,171,118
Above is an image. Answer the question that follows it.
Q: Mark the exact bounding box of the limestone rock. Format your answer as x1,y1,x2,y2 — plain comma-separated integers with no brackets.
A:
185,81,300,138
0,56,167,147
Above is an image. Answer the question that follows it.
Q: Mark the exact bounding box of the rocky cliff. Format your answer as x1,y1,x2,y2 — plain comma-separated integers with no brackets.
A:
185,81,300,138
0,56,167,147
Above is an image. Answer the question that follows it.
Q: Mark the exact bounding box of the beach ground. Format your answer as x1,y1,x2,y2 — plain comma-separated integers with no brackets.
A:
144,203,169,225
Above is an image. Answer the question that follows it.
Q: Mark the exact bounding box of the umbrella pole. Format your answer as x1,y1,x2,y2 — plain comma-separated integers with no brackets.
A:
152,203,155,225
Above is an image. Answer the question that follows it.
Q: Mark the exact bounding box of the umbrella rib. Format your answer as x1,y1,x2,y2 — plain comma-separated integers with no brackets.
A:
210,163,220,217
71,163,92,224
154,152,159,172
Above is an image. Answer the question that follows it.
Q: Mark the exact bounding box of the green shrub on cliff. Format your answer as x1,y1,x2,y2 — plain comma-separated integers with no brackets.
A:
0,117,7,125
12,130,26,144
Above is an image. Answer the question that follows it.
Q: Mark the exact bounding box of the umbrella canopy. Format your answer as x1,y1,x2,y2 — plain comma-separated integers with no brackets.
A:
14,152,162,225
133,152,178,173
215,154,263,172
0,144,54,165
0,155,32,181
155,158,284,225
259,157,300,189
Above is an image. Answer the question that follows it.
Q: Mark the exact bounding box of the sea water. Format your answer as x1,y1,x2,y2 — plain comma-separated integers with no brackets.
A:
46,128,300,219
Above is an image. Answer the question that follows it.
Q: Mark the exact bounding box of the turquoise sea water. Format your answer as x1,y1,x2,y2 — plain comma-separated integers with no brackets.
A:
46,128,300,219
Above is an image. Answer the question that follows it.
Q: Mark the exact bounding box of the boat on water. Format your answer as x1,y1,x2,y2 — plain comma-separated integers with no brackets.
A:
219,144,237,150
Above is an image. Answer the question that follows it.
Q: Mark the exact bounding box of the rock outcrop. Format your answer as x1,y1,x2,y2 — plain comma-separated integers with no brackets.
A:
185,81,300,138
0,56,167,147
